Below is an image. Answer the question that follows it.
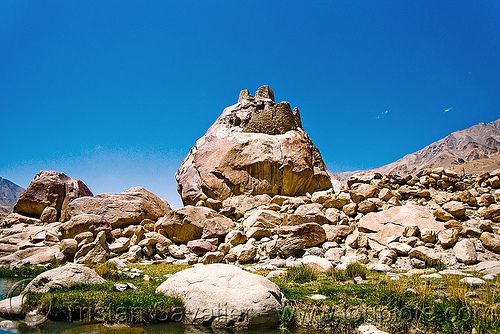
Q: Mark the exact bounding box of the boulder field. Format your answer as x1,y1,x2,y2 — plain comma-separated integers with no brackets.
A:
1,87,500,329
2,167,500,277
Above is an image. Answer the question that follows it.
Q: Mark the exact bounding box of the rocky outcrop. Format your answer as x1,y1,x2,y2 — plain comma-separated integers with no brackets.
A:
175,86,335,206
64,187,171,228
14,171,92,221
155,264,284,329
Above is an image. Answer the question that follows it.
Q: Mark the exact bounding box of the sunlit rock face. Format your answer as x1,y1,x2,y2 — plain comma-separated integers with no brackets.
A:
176,85,334,206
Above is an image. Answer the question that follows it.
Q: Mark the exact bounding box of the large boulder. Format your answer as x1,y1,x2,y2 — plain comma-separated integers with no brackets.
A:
358,204,444,245
13,171,92,220
64,187,171,228
155,264,284,329
23,263,105,293
155,206,234,244
175,86,334,206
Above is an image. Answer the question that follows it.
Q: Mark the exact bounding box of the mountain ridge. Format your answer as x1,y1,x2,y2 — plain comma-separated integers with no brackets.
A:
0,177,25,208
337,118,500,179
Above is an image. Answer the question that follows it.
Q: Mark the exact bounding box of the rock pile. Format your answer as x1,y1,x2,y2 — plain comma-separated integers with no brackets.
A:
0,166,499,278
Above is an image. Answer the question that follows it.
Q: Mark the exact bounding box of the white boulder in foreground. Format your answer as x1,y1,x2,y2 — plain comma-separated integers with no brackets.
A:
155,263,285,329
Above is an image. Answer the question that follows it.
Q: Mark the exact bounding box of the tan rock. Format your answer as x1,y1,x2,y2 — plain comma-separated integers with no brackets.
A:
232,243,257,262
277,223,326,247
187,240,217,255
325,208,343,224
109,237,130,253
442,201,467,218
343,203,357,216
75,231,111,265
345,230,368,249
65,187,171,228
453,239,477,264
324,247,345,260
201,220,229,240
276,237,306,257
420,229,436,243
60,239,78,255
409,246,441,266
443,220,464,233
403,225,420,238
242,209,281,229
322,225,354,242
225,230,247,246
40,206,58,223
479,204,500,221
388,242,412,255
14,170,92,220
246,227,271,239
325,192,351,209
223,195,272,215
357,200,377,214
301,255,333,272
156,206,233,244
200,251,224,264
433,208,454,221
438,229,459,249
355,184,378,198
480,232,500,253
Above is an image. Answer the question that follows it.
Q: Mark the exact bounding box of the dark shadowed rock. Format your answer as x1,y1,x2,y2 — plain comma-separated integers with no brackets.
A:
176,86,335,206
14,171,92,220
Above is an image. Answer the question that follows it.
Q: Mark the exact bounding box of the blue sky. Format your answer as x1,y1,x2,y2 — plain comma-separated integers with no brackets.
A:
1,1,499,208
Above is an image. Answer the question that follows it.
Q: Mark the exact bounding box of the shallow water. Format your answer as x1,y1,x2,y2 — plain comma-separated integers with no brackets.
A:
0,278,322,334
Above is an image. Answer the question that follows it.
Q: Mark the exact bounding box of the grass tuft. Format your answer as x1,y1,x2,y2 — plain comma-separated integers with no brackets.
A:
286,265,317,283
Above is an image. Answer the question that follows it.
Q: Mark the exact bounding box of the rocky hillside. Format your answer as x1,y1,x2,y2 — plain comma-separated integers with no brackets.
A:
0,177,24,207
372,118,500,176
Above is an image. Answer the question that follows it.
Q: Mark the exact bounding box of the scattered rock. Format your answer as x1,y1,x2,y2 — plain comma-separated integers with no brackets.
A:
301,255,333,272
453,239,478,264
460,277,486,285
480,232,500,253
409,246,441,266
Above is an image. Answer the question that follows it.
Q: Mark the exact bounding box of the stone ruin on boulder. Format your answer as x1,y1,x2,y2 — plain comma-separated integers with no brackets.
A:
175,85,336,206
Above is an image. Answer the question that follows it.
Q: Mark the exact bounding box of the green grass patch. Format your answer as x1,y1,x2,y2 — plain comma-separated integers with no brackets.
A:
268,267,500,333
326,262,368,281
0,265,50,278
23,281,183,324
286,265,317,283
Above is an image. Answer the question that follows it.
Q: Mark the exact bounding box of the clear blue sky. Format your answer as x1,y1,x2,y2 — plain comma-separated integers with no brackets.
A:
1,1,499,208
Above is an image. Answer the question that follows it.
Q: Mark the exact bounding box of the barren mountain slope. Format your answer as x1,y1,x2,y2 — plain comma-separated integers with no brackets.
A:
373,118,500,176
0,177,25,207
